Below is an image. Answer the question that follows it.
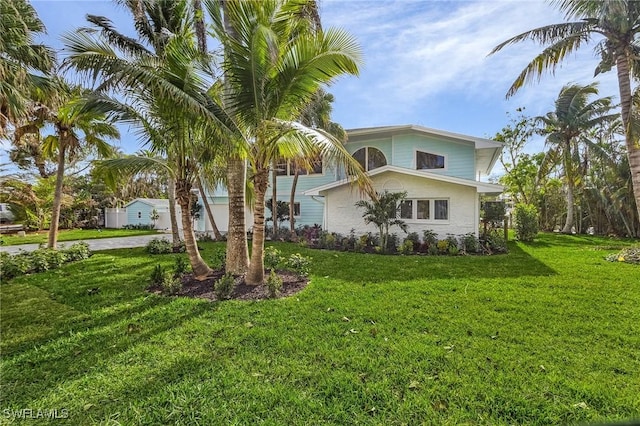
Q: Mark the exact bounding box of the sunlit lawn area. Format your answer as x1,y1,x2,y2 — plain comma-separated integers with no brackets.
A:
0,228,161,246
1,233,639,425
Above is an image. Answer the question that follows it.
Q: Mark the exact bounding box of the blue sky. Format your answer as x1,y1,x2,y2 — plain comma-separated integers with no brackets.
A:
12,1,622,161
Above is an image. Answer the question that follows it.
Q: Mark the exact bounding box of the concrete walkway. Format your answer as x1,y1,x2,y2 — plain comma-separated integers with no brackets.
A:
0,234,166,255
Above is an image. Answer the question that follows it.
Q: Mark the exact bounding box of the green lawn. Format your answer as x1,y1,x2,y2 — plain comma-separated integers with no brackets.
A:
1,234,639,425
0,228,161,246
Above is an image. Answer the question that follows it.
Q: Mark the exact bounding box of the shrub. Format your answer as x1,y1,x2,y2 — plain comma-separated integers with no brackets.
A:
285,253,311,277
427,245,439,256
122,223,155,230
161,271,182,295
606,246,640,265
482,229,508,254
30,249,51,272
196,232,215,242
266,269,283,298
406,232,421,251
146,238,173,254
446,234,459,251
214,272,235,300
436,239,450,254
460,233,479,254
210,248,226,270
264,246,284,270
514,203,539,242
318,232,336,249
448,245,460,256
422,229,438,248
45,249,67,269
63,242,91,261
174,257,190,277
398,239,414,255
0,252,30,280
385,233,400,253
150,264,165,286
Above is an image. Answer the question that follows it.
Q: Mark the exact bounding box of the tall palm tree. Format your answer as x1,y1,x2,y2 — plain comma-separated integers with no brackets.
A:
14,81,119,248
489,0,640,225
536,83,617,233
64,11,236,277
290,89,346,232
0,0,55,135
209,0,370,285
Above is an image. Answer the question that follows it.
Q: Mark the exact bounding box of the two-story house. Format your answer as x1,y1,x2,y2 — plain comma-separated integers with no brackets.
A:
189,124,503,238
302,125,503,237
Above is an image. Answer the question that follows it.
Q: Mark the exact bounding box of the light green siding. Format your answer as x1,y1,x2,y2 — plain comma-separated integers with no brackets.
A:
392,134,475,180
126,202,155,226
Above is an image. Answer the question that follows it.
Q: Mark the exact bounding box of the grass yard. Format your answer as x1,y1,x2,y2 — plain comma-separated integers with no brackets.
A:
1,233,639,425
0,228,161,246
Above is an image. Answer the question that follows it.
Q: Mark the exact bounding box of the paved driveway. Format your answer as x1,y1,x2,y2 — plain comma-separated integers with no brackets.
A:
0,234,165,255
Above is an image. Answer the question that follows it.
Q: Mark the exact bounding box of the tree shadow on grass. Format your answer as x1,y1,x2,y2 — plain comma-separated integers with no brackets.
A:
301,242,556,284
1,296,216,407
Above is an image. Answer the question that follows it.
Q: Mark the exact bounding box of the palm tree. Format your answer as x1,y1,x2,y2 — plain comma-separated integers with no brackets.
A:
355,191,409,253
0,0,55,135
536,83,617,233
209,0,370,284
14,81,119,248
64,1,238,277
290,89,347,232
489,0,640,225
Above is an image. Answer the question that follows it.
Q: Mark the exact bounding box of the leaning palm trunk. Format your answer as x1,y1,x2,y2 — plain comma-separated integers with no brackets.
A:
47,140,67,249
176,179,212,279
196,176,222,240
289,169,299,233
167,177,181,247
246,170,269,285
225,157,249,274
616,53,640,229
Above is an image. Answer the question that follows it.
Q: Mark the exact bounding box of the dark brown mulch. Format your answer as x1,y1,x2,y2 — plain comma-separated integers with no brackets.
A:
147,269,309,301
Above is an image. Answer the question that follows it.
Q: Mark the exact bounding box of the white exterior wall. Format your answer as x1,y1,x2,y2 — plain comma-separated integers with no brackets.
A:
324,172,479,238
199,204,253,233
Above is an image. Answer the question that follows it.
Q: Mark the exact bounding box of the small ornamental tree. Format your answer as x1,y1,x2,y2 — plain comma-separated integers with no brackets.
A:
355,191,409,253
514,203,539,242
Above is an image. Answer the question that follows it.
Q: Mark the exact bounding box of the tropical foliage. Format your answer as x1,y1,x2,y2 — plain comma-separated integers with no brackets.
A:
490,0,640,229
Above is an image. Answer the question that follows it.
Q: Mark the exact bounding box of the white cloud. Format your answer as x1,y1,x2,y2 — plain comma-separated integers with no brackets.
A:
322,0,622,136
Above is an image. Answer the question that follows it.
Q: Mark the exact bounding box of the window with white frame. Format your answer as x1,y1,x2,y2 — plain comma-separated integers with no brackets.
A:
275,157,323,176
398,199,448,221
416,151,445,170
352,147,387,171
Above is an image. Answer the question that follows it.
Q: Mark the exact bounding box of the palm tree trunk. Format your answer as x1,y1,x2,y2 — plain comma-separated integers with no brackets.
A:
167,177,181,247
561,144,575,234
196,176,222,240
176,179,212,279
289,169,299,232
246,169,269,285
222,2,250,273
226,157,249,274
271,160,278,239
615,53,640,229
47,141,67,249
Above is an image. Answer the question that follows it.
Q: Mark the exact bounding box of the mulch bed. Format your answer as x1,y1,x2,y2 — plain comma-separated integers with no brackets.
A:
148,269,309,301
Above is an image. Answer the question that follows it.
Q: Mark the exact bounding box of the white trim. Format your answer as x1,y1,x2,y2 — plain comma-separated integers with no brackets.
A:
352,146,388,172
413,148,448,172
347,124,503,149
400,198,450,224
304,165,503,196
